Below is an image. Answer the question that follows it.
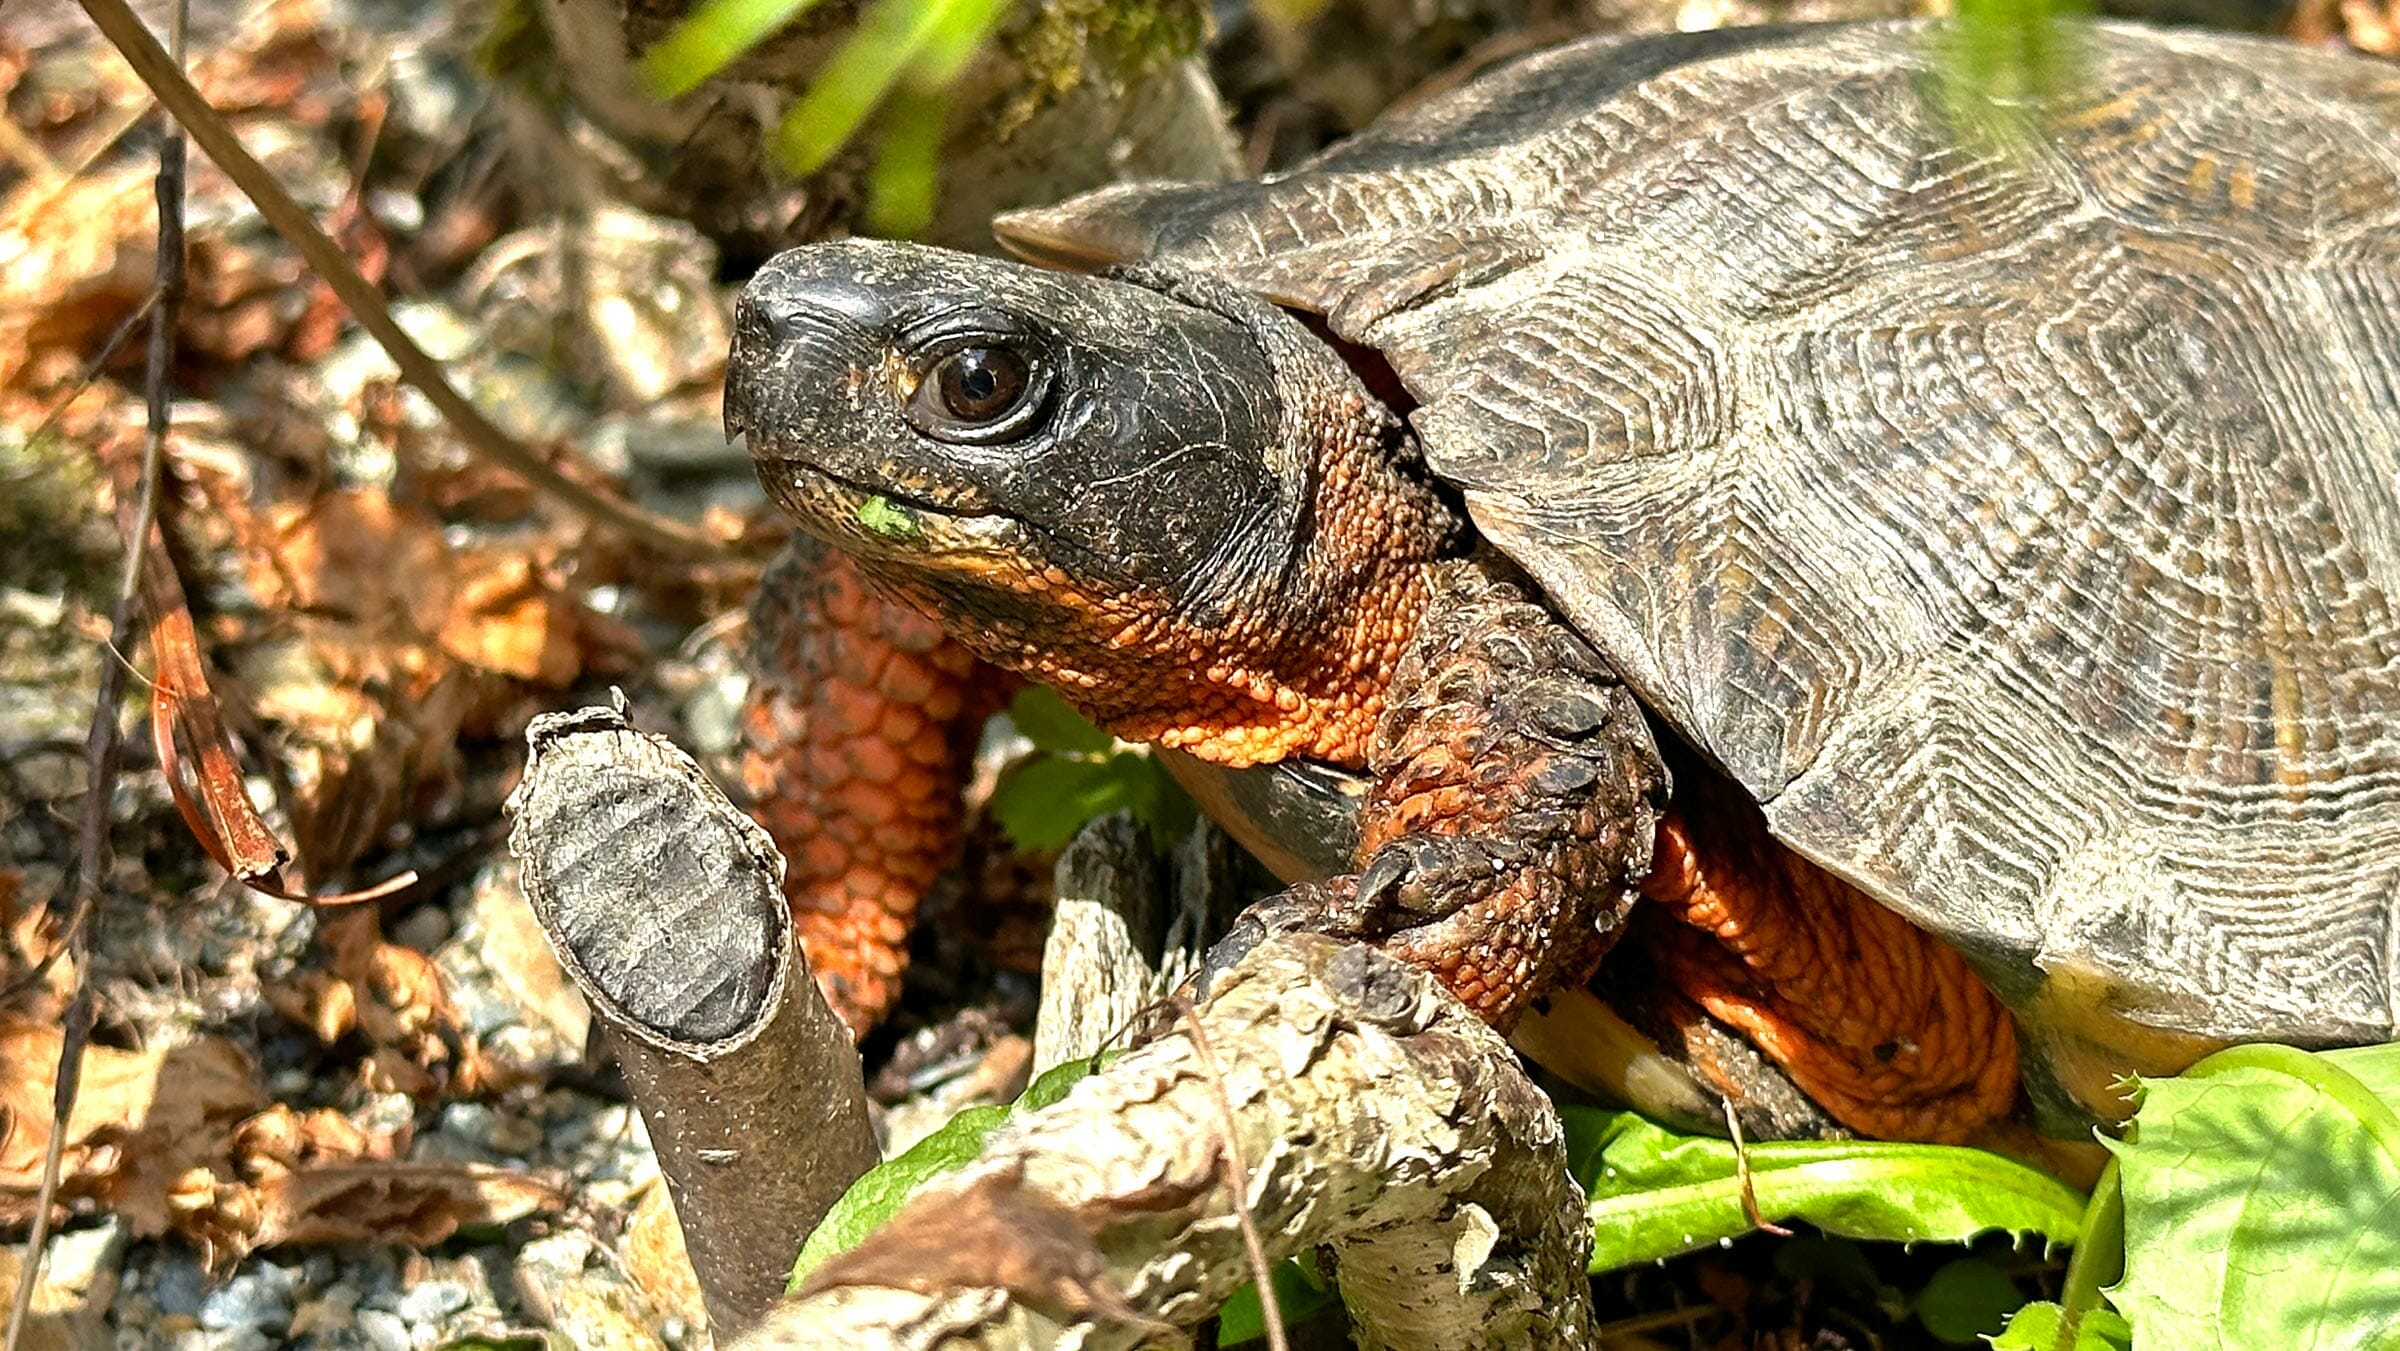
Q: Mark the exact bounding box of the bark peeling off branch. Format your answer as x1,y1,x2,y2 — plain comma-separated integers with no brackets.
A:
738,931,1596,1350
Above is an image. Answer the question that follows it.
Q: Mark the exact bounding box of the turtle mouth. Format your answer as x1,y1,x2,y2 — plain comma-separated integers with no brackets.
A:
754,452,1034,562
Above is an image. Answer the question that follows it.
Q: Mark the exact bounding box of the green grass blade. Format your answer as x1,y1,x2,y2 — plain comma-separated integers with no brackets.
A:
908,0,1014,89
866,88,949,240
773,0,965,176
640,0,825,98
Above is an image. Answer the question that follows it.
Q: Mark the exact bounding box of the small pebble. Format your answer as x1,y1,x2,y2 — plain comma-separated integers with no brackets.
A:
149,1256,208,1318
392,904,452,952
203,1328,273,1351
396,1278,472,1324
355,1307,412,1351
200,1264,298,1332
44,1218,124,1301
436,1102,501,1152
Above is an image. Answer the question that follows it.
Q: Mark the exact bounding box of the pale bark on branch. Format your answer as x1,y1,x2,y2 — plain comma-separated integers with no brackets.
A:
738,929,1598,1350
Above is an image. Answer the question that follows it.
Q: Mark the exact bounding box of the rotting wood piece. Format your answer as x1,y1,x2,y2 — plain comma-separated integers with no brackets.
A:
736,929,1598,1351
507,702,877,1340
1032,813,1265,1075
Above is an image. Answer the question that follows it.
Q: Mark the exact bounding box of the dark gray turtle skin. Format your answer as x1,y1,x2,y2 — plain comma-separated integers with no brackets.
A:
994,20,2400,1100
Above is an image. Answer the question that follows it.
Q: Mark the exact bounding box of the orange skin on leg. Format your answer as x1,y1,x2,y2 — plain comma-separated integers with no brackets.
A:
1636,782,2020,1143
742,544,1012,1033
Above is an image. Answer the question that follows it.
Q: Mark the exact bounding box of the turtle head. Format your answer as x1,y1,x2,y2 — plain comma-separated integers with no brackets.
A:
727,239,1463,766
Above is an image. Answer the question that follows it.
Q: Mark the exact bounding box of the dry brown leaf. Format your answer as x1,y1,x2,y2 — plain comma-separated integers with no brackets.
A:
250,1162,563,1250
0,873,74,1023
231,1103,396,1181
439,549,586,686
0,1015,527,1267
0,165,157,394
2296,0,2400,53
0,155,354,399
266,909,482,1097
243,490,454,634
0,1021,266,1238
222,489,631,875
171,1102,404,1267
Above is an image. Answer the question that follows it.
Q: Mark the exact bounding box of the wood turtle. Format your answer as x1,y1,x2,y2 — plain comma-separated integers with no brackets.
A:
723,19,2400,1143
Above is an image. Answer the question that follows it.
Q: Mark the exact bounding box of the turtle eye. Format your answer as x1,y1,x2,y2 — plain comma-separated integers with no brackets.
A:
908,341,1049,443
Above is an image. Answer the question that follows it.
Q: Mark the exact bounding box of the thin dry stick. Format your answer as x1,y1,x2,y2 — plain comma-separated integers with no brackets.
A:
2,8,189,1341
1175,994,1288,1351
1720,1096,1791,1239
21,290,161,453
74,0,731,561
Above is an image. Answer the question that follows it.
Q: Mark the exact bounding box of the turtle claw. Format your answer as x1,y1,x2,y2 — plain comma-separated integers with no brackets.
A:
1195,840,1479,1000
1193,877,1373,1003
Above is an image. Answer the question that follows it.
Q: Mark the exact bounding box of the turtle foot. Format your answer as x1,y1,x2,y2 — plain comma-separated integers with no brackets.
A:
1197,556,1670,1028
1639,767,2021,1144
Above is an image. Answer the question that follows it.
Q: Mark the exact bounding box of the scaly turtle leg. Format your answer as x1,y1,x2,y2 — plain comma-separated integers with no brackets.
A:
1210,556,1670,1029
1637,768,2020,1143
741,535,1012,1032
1207,560,2016,1141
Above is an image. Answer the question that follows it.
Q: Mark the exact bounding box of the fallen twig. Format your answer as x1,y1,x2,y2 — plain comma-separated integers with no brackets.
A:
3,7,190,1346
1177,994,1286,1351
74,0,732,561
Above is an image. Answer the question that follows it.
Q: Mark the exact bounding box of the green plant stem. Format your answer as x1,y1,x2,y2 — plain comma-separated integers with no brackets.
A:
2051,1156,2121,1351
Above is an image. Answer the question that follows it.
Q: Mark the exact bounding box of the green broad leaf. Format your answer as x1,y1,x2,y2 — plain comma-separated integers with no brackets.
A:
990,754,1137,851
1016,1052,1102,1114
1215,1259,1338,1347
1114,749,1198,843
789,1056,1103,1288
1987,1301,2132,1351
989,749,1194,852
2105,1042,2400,1348
1564,1108,2085,1271
640,0,825,98
1916,1256,2026,1344
1007,686,1114,756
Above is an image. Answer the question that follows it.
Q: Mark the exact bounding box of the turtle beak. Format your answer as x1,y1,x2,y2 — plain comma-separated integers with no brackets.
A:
724,260,894,450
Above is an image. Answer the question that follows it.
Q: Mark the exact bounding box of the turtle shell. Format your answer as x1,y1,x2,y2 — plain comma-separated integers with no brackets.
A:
999,21,2400,1055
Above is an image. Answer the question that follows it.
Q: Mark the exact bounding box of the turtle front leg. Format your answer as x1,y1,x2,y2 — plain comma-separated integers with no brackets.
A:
1212,557,1670,1028
741,535,1015,1033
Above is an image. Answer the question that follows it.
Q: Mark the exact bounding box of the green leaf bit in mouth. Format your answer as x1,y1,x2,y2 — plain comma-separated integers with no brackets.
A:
855,494,923,541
